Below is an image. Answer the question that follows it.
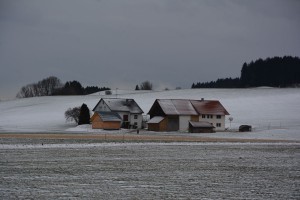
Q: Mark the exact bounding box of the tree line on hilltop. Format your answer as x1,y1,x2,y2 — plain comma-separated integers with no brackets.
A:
16,76,110,98
192,56,300,88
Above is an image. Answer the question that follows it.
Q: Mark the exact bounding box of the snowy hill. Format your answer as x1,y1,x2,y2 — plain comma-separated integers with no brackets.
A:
0,88,299,140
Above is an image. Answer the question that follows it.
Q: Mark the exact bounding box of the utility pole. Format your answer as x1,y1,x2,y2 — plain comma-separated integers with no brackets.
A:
229,117,233,129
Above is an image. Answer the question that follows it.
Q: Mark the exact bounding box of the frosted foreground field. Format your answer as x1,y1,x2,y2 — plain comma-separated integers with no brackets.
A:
0,88,299,141
0,141,299,199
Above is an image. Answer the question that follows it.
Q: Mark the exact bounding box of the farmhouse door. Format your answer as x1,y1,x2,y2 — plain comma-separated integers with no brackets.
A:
167,116,179,131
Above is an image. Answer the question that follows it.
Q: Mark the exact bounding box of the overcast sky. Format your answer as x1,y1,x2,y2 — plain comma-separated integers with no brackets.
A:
0,0,299,99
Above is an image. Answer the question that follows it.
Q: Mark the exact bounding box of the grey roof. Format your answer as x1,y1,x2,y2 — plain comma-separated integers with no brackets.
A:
189,121,215,128
97,111,121,122
157,99,198,115
147,116,165,124
93,98,144,114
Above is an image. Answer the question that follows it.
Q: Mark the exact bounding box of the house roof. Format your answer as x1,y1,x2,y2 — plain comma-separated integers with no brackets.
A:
191,100,229,115
189,121,215,128
96,111,121,122
93,98,144,114
148,99,229,116
155,99,198,115
147,116,165,124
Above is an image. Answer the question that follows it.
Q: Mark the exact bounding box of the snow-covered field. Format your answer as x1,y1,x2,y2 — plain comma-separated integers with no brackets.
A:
1,89,300,199
0,142,299,199
0,88,299,140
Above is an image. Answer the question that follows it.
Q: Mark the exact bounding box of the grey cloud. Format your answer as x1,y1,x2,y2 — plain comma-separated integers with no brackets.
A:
0,0,299,99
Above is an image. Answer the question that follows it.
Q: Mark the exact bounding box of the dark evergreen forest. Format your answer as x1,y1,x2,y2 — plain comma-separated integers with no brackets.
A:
192,56,300,88
53,80,110,95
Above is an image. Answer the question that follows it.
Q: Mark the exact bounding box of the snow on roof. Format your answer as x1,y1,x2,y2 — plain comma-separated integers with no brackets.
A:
157,99,198,115
96,111,121,122
147,116,165,124
93,98,144,114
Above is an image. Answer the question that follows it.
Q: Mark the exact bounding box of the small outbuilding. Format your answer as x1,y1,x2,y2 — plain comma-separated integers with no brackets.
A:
90,111,122,130
189,121,215,133
147,116,167,132
239,125,252,132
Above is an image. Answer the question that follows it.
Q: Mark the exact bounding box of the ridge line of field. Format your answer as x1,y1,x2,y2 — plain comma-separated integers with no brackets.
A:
0,133,299,143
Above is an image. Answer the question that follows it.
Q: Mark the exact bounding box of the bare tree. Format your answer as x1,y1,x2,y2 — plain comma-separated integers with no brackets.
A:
140,81,153,90
16,76,62,98
16,84,35,98
64,107,81,124
40,76,62,96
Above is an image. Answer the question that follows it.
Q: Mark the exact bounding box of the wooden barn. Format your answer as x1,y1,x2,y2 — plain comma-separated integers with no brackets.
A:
147,99,229,132
90,111,122,130
147,99,199,132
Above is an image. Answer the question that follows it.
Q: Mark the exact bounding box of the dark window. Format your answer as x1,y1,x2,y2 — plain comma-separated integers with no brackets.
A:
134,115,138,119
216,123,221,127
202,115,206,118
123,115,128,121
217,115,221,119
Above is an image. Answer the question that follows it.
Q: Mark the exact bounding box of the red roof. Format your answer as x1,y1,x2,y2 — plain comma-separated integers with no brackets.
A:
191,100,229,115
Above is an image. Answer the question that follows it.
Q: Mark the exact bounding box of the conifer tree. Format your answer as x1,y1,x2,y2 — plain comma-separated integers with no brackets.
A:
78,103,90,125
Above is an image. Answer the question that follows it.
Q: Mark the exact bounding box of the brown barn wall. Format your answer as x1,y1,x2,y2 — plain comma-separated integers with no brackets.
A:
102,121,121,130
148,117,168,132
91,114,121,130
148,124,159,132
159,118,168,132
190,115,199,122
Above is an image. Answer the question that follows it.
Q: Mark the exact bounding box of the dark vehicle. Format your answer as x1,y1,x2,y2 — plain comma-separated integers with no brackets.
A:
239,125,252,132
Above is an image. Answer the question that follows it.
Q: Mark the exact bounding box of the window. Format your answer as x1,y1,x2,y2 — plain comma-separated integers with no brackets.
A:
217,115,221,119
207,115,210,118
216,123,221,127
134,122,138,126
134,115,138,119
210,115,213,119
202,115,206,118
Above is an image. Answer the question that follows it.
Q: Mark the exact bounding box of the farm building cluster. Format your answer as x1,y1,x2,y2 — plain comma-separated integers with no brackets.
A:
90,98,229,133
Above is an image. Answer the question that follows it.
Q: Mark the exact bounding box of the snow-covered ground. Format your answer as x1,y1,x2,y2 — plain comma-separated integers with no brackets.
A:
0,142,299,199
0,88,299,140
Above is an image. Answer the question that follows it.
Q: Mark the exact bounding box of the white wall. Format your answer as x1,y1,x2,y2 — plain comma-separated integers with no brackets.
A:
94,100,111,112
179,116,191,132
118,112,143,129
130,114,143,129
199,115,226,131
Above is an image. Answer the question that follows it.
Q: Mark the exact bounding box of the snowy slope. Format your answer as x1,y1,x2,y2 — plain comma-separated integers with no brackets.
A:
0,88,299,140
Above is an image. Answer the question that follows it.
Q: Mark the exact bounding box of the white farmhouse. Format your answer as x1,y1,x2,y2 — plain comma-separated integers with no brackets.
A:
92,98,144,129
147,99,229,132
